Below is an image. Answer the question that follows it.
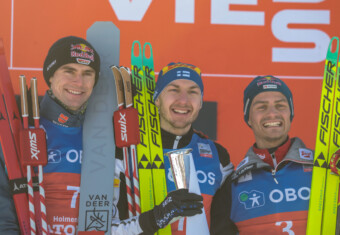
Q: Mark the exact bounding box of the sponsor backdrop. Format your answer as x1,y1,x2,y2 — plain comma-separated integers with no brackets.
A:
0,0,339,165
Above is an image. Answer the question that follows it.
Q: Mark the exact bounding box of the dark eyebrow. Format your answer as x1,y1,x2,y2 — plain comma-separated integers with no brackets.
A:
252,98,288,106
60,65,76,71
61,65,95,73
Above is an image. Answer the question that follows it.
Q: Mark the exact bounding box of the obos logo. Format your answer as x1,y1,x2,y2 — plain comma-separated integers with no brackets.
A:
239,190,265,209
48,149,62,163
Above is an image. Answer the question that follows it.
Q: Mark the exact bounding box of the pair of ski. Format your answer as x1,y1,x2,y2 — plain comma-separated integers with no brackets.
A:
111,41,171,234
0,38,48,235
307,36,340,234
130,41,171,235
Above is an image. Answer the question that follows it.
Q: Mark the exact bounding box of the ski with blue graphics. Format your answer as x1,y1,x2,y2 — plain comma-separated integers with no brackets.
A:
77,21,120,235
131,41,171,235
307,36,340,235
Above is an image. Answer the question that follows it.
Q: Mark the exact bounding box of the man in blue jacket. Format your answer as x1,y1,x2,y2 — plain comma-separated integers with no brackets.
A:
211,75,314,235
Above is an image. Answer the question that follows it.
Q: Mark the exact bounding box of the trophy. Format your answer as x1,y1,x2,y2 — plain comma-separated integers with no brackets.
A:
165,148,192,189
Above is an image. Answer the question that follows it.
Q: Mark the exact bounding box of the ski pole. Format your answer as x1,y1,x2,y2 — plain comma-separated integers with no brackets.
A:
111,66,136,217
120,67,141,215
19,75,37,235
30,77,48,235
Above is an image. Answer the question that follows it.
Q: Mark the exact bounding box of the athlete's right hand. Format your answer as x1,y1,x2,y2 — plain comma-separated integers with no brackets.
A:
139,189,203,233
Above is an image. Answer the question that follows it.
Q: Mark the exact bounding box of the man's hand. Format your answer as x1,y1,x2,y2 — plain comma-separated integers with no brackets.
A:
139,189,203,233
153,188,203,229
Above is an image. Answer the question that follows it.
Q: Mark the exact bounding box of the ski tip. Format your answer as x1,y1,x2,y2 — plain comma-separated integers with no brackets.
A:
131,41,142,58
110,64,120,70
143,42,153,60
328,37,339,55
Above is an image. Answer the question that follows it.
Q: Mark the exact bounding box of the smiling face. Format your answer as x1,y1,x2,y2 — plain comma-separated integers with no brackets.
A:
49,63,96,111
248,91,291,149
155,79,202,136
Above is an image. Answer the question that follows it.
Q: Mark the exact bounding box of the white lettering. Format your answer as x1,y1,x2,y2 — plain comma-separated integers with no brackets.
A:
197,170,207,183
49,224,76,235
270,189,284,203
270,187,310,203
298,187,310,200
285,188,297,202
67,186,80,208
167,167,216,185
208,172,216,185
66,150,79,163
109,0,152,21
211,0,264,25
175,0,195,23
272,9,330,62
119,112,128,142
29,131,40,160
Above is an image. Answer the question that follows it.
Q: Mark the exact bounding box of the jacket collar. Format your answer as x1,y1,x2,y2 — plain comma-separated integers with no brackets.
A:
161,127,194,149
232,137,313,181
40,91,85,127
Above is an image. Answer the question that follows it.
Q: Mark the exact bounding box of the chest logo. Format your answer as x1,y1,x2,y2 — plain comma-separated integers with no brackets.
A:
197,143,212,158
239,190,265,209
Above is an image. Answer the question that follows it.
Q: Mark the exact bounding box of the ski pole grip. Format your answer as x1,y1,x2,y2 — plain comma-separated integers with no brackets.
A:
19,75,29,122
30,77,40,120
113,107,140,147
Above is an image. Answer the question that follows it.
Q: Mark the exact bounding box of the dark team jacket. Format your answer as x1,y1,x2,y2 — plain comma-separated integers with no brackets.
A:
210,137,315,235
113,128,233,234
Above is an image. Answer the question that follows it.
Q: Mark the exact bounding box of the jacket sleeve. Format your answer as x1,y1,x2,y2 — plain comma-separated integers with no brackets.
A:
210,142,237,234
210,177,238,235
214,142,234,185
0,144,20,234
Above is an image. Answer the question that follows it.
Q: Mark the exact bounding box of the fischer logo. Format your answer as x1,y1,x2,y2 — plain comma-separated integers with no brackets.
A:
118,112,128,142
29,131,40,160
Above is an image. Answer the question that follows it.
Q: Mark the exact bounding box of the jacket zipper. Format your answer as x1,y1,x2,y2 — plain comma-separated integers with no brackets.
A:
272,168,279,184
173,136,182,149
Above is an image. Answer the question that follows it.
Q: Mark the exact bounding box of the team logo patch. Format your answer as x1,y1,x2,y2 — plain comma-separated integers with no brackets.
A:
239,190,265,209
85,208,108,232
76,58,91,65
256,153,265,160
256,76,282,88
161,63,201,76
198,143,213,158
58,113,69,124
303,164,313,172
70,43,95,63
263,84,277,89
238,171,253,183
299,148,313,160
48,149,62,163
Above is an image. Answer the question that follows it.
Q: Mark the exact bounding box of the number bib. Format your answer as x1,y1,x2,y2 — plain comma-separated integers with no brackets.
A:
40,118,82,234
231,162,312,235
